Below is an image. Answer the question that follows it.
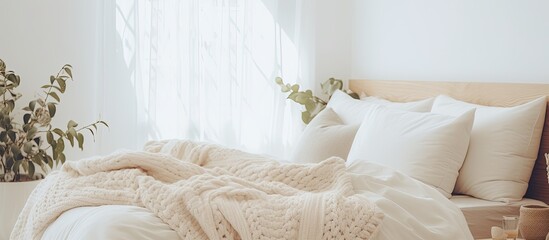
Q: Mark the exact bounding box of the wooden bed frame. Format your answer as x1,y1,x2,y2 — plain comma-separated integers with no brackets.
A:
349,79,549,204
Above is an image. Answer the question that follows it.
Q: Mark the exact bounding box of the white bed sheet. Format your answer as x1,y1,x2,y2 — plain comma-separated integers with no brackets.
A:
41,161,473,240
451,195,548,239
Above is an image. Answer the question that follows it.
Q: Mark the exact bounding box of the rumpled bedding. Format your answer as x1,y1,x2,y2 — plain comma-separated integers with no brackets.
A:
24,140,472,240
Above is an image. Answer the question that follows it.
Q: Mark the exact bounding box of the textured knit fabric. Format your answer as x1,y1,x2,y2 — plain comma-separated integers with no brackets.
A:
11,140,384,240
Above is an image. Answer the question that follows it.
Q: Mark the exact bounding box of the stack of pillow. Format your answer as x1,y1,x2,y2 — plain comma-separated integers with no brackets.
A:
291,90,547,201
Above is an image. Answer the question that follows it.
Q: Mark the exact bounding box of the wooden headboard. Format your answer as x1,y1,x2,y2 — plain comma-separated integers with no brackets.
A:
349,79,549,204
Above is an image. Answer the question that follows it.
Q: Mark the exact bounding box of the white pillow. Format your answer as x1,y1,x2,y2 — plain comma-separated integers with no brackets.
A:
431,95,547,202
291,92,434,164
327,90,434,125
347,105,476,198
291,108,359,163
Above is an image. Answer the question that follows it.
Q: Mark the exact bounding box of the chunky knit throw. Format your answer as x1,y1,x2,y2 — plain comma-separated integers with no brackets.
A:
11,140,384,240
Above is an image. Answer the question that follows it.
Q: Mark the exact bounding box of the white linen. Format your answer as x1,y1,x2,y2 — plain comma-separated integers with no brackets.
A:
291,91,434,164
14,140,382,240
291,108,359,163
327,90,433,125
431,95,547,202
42,205,180,240
347,105,475,197
41,161,473,240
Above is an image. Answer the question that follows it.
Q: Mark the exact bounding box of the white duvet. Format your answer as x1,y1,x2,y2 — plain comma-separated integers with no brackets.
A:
41,159,473,240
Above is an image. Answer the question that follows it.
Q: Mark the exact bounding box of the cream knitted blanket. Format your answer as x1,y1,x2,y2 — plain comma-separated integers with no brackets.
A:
11,140,384,240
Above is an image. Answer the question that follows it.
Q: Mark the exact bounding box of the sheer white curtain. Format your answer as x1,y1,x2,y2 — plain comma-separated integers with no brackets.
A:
99,0,315,158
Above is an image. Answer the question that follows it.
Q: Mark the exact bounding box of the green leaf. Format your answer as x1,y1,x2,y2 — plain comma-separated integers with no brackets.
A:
46,155,54,169
294,93,310,105
98,121,109,128
76,133,84,150
53,128,65,137
46,132,54,144
87,128,95,140
56,78,66,93
6,100,14,112
290,84,299,92
21,160,28,173
28,161,35,178
59,153,66,164
23,113,31,124
13,160,22,173
29,100,37,111
26,127,37,140
48,91,60,102
67,130,75,147
7,130,16,142
304,101,316,112
50,75,55,84
301,111,311,124
275,77,283,85
41,84,52,89
67,120,78,128
6,156,14,169
52,145,58,160
47,103,56,118
22,141,34,154
64,67,72,78
56,138,65,152
287,92,298,102
32,155,44,167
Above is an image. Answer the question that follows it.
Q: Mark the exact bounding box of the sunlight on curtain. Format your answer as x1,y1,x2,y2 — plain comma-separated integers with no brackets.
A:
101,0,315,158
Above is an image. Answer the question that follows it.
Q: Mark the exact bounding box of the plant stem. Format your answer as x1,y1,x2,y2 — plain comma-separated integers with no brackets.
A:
43,67,65,103
75,121,100,132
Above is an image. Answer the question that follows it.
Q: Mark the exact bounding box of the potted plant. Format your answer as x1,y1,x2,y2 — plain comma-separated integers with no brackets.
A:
0,58,107,239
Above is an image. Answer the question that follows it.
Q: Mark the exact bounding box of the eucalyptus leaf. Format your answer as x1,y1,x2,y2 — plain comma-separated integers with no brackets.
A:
57,78,66,93
46,132,54,144
77,133,84,150
28,161,35,178
48,91,60,102
98,121,109,127
52,128,65,137
301,111,312,124
64,67,72,78
47,103,56,118
59,153,66,164
67,120,78,128
29,100,37,111
26,127,37,140
23,113,31,124
56,138,65,153
13,160,22,172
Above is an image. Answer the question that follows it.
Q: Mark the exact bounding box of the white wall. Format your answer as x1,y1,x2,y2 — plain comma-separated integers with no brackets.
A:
315,0,353,90
0,0,104,160
352,0,549,83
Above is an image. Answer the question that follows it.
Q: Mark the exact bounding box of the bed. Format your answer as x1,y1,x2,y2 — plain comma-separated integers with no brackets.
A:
349,79,549,239
11,80,549,240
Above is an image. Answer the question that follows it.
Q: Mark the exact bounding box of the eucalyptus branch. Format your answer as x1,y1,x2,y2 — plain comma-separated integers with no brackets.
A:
0,59,107,182
43,66,66,103
275,77,357,124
